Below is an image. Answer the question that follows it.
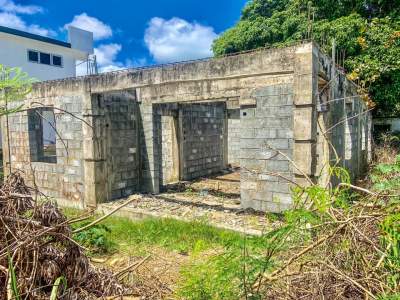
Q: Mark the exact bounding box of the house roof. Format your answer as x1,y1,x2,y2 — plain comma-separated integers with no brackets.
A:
0,25,71,48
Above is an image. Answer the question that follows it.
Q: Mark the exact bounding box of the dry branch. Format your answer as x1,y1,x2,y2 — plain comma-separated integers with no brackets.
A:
0,173,131,300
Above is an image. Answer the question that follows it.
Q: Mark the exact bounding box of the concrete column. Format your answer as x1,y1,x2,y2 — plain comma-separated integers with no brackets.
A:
82,92,107,207
139,102,159,193
292,43,318,186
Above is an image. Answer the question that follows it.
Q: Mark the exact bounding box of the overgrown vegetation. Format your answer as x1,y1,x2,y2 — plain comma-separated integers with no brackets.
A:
66,210,273,299
66,212,268,256
66,138,400,299
213,0,400,116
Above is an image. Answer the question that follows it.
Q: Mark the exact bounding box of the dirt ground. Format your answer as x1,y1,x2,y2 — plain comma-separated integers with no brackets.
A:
163,169,241,206
100,169,279,235
92,247,186,299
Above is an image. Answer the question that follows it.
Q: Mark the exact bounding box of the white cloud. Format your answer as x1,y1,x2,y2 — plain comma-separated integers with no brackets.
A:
64,13,112,40
94,43,121,66
76,43,148,75
0,0,43,15
144,17,218,63
0,12,55,36
0,1,53,36
76,43,123,74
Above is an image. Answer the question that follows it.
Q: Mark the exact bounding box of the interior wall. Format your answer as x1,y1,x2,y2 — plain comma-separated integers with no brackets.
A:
180,102,226,180
93,90,139,201
153,102,227,189
153,103,180,188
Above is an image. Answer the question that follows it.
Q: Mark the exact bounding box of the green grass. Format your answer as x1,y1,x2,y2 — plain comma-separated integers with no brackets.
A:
371,154,400,195
66,208,267,255
64,208,270,299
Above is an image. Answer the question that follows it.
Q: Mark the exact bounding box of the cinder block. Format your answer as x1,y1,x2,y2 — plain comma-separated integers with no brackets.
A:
266,139,289,150
272,192,292,204
241,181,257,190
265,160,290,172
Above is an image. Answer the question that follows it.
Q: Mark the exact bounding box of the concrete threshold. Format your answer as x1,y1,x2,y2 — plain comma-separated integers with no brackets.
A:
96,197,265,236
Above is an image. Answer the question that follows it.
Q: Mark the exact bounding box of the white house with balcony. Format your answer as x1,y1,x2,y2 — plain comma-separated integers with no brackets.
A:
0,25,94,81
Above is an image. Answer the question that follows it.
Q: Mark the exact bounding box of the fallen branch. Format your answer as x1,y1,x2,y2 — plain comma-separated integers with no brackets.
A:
338,183,377,196
0,173,131,299
323,262,377,299
73,196,140,234
116,255,151,278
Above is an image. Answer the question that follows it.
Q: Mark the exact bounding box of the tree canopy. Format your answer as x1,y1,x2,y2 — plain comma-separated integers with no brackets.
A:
212,0,400,116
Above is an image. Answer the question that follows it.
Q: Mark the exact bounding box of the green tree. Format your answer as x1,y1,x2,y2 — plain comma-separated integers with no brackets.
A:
213,0,400,116
0,65,34,175
0,65,33,116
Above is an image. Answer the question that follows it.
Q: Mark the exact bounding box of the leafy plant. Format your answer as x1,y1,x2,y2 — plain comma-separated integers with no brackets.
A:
73,223,115,254
371,154,400,191
0,64,34,116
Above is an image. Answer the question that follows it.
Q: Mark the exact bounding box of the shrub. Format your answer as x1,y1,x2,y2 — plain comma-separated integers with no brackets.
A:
73,223,115,254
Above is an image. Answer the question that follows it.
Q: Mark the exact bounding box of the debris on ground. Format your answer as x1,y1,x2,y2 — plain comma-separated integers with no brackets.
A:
99,170,278,236
0,173,133,299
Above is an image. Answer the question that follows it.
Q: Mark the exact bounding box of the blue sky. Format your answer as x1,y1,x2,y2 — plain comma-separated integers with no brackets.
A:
0,0,248,73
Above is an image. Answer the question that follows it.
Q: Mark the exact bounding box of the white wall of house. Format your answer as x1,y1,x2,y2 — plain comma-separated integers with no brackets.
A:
373,118,400,133
0,27,92,151
0,31,88,81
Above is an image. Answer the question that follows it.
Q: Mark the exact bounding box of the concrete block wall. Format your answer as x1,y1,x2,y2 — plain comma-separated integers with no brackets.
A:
316,49,371,186
344,94,369,180
240,84,294,212
373,117,400,134
91,90,139,201
180,102,226,180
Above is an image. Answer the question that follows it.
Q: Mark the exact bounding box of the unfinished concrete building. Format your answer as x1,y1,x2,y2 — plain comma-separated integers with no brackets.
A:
1,42,372,212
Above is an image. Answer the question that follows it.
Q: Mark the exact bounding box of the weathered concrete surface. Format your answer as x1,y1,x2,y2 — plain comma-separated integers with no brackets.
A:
1,42,371,212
